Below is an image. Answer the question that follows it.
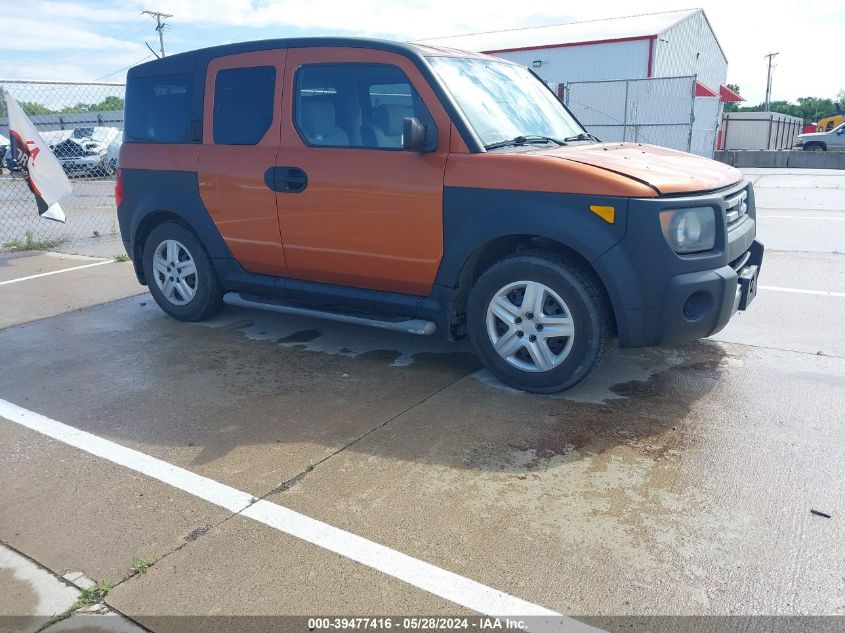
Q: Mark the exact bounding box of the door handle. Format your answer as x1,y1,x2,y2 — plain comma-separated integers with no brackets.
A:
264,166,308,193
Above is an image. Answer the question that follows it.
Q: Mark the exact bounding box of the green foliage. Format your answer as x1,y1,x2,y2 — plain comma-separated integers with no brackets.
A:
15,95,125,117
724,85,844,123
3,230,66,252
130,557,151,574
20,101,53,115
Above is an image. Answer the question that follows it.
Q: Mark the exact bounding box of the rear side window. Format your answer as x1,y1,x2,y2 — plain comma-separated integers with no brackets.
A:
213,66,276,145
124,73,193,143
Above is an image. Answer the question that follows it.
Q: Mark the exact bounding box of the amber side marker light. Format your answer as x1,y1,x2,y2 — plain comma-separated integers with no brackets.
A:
589,205,615,224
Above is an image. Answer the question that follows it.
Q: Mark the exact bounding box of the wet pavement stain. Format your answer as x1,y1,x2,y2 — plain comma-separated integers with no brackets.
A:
402,341,754,587
275,329,322,344
461,342,729,475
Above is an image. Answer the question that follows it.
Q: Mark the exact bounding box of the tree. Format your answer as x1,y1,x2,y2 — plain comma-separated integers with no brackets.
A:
725,91,842,124
19,101,53,116
91,95,124,112
723,84,742,112
0,86,7,118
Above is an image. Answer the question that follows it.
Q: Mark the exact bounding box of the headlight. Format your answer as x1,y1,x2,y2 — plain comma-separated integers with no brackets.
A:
659,207,716,254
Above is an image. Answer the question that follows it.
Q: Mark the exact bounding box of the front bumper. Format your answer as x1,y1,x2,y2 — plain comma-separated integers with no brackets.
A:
595,179,764,347
639,239,763,345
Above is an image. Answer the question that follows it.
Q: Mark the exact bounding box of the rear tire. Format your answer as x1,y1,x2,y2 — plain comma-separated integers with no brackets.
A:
467,252,613,393
143,221,224,322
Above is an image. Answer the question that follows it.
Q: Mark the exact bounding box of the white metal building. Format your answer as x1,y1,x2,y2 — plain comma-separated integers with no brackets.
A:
417,9,736,100
417,9,743,156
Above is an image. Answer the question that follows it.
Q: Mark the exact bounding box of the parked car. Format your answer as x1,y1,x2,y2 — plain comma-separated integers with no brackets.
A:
796,122,845,151
105,136,122,173
117,37,763,393
52,137,106,176
0,133,9,172
52,127,120,176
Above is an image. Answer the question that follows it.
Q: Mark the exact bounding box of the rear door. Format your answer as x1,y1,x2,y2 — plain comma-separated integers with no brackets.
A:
275,47,451,296
198,50,288,276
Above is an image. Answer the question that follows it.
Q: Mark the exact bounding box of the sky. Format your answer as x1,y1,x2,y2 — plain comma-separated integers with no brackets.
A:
2,0,843,106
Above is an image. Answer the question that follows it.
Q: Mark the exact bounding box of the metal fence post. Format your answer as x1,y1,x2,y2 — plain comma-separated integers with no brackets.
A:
688,75,696,152
623,79,630,142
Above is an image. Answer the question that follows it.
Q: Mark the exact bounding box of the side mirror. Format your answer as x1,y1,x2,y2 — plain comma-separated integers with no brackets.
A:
403,117,435,152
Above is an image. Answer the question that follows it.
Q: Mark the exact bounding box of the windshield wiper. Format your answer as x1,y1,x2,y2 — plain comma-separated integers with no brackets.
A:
484,135,566,150
562,132,601,143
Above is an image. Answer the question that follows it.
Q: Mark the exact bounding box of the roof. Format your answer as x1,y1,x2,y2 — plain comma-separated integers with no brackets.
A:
129,37,495,78
413,8,701,53
719,84,744,103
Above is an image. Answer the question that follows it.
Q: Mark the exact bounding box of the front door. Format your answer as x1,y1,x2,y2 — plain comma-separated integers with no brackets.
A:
830,124,845,149
275,47,451,296
198,50,288,276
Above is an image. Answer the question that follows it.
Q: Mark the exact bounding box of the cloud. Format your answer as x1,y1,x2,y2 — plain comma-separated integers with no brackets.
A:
1,0,842,103
162,0,570,38
3,17,145,52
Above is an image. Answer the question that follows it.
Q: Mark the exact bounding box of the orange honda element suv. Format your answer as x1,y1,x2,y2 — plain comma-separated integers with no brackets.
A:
117,38,763,393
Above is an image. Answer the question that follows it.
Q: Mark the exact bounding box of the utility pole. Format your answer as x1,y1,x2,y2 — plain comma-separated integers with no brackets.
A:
764,52,779,112
142,10,172,58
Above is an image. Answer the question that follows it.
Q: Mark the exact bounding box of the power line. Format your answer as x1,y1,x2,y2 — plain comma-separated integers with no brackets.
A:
92,54,155,81
142,10,172,58
764,52,779,112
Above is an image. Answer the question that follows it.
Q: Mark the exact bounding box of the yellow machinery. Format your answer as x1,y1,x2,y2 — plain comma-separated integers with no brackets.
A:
817,111,845,132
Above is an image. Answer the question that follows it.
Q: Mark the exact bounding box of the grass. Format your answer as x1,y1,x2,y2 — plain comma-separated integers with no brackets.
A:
305,460,316,472
51,577,117,623
3,229,66,252
114,253,130,262
130,557,151,575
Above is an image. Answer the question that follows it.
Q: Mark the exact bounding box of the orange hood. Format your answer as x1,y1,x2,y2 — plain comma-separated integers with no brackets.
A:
537,143,742,195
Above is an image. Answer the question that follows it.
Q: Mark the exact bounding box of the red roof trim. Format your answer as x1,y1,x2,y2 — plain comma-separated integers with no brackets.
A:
719,84,744,103
695,81,719,98
481,34,655,55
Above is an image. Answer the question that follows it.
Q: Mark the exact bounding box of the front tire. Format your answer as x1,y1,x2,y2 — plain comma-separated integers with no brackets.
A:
143,221,224,321
467,253,613,393
803,142,826,151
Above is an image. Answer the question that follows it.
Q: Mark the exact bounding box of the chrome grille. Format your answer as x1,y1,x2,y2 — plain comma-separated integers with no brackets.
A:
725,190,749,225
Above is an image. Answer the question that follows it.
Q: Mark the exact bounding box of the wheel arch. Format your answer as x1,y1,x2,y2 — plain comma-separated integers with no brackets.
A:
132,210,187,284
119,169,235,285
445,234,620,340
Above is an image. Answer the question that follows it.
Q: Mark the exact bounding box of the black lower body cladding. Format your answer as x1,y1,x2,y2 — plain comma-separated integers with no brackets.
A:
118,168,234,285
120,170,762,357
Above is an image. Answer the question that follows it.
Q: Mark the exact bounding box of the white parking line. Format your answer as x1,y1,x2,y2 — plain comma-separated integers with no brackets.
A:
0,398,600,631
0,260,113,286
761,215,845,221
760,285,845,298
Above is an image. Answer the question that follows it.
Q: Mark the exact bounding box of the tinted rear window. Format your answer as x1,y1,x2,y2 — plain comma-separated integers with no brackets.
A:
124,73,193,143
213,66,276,145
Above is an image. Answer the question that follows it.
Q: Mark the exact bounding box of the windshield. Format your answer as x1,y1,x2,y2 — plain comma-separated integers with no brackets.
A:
427,56,585,148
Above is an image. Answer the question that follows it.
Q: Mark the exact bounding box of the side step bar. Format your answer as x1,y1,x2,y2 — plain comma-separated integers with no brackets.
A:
222,293,437,336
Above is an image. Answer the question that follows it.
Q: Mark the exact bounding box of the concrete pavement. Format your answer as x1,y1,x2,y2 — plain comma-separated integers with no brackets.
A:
0,168,842,630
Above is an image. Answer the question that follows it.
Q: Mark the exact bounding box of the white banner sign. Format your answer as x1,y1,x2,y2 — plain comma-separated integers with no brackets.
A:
6,95,72,223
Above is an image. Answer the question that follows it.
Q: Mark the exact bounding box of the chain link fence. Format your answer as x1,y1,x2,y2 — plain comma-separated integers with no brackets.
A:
564,76,719,158
0,80,125,252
